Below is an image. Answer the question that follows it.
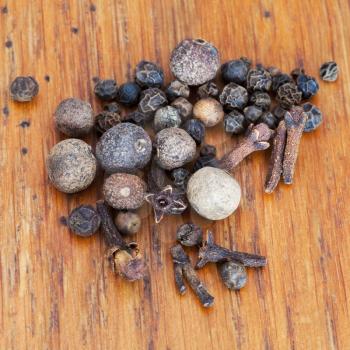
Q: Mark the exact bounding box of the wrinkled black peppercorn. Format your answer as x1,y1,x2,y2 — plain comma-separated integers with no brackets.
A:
260,111,278,129
224,110,246,134
138,88,168,117
244,105,263,123
171,97,193,121
249,91,271,111
94,79,118,101
103,102,120,113
273,105,288,120
10,76,39,102
302,102,323,132
176,223,203,247
290,67,305,80
296,74,319,99
135,60,164,88
200,144,216,157
246,67,272,91
183,119,206,145
271,73,293,93
95,110,121,134
320,61,338,82
193,154,219,172
154,106,182,131
197,81,220,99
68,205,101,237
218,261,247,290
117,82,141,106
221,57,251,84
219,83,248,110
125,111,149,125
165,80,190,101
171,168,191,191
276,83,302,109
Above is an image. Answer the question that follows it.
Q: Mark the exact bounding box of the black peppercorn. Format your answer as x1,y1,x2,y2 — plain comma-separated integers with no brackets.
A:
171,97,193,121
200,144,216,157
68,205,101,237
138,88,168,117
271,73,293,93
224,110,246,134
246,67,272,91
165,80,190,101
10,76,39,102
176,223,203,247
219,83,248,110
135,60,164,88
302,102,323,132
197,81,220,99
94,79,118,101
290,67,305,80
193,154,219,172
273,105,288,119
103,102,120,113
117,82,141,106
221,57,251,84
249,91,271,111
218,261,247,290
244,105,263,123
95,110,121,134
183,119,206,145
296,74,319,99
154,106,182,131
170,39,220,86
171,168,191,191
125,111,149,125
276,83,302,109
260,111,278,129
320,61,338,82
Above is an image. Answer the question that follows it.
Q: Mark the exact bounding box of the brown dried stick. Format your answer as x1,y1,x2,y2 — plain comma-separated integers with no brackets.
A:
219,123,275,171
265,120,287,193
171,244,214,308
282,106,307,184
196,231,267,269
96,200,145,281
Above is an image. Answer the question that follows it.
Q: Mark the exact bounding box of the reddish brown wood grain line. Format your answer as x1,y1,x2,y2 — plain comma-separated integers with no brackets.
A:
0,0,349,349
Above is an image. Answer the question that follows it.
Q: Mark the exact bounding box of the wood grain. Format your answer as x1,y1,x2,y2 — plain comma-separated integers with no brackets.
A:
0,0,349,349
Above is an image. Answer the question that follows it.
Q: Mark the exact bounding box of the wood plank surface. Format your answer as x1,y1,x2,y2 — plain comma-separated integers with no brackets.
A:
0,0,349,349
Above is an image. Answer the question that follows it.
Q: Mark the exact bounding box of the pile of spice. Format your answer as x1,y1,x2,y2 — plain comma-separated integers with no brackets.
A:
12,39,338,307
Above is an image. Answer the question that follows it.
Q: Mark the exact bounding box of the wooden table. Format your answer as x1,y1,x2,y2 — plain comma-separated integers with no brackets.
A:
1,1,349,349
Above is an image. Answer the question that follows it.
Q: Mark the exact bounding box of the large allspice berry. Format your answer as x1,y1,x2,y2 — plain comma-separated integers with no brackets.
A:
47,139,97,193
54,98,94,137
155,127,196,170
96,122,152,173
115,211,141,236
10,76,39,102
193,97,224,127
103,173,146,210
186,166,241,220
170,39,220,86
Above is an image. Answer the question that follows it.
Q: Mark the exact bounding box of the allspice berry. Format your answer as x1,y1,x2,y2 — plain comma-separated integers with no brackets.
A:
193,97,224,127
54,98,94,137
186,167,241,220
103,173,146,210
115,211,141,236
170,39,220,86
96,123,152,173
155,127,196,170
47,139,97,193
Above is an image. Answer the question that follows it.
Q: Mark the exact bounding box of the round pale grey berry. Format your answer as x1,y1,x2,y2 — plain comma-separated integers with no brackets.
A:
193,97,224,127
155,127,196,170
96,123,152,173
186,167,241,220
103,173,146,210
154,106,182,131
47,139,97,193
54,98,94,137
170,39,220,86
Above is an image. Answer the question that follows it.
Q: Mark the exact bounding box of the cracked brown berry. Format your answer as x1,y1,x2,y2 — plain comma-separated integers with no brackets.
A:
170,39,220,86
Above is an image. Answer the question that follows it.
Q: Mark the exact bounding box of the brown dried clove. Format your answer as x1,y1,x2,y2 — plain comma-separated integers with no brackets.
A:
171,244,214,307
196,231,267,269
282,106,307,184
96,200,145,281
218,123,275,171
264,120,287,193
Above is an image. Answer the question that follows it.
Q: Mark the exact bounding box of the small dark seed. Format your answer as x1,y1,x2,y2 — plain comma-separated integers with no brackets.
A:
320,61,338,82
176,223,203,247
68,205,101,237
10,76,39,102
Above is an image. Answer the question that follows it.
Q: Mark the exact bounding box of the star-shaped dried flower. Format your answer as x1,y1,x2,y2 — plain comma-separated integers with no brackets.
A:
145,185,187,223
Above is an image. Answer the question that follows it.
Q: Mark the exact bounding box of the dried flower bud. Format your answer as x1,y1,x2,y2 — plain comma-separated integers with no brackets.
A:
193,97,224,127
103,173,146,210
155,127,196,170
170,39,220,86
176,223,203,246
47,139,97,193
96,123,152,173
54,98,94,137
187,167,241,220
